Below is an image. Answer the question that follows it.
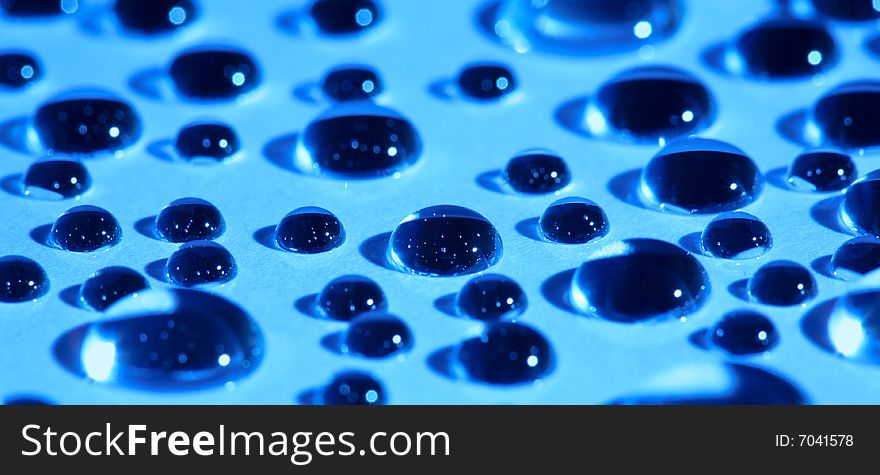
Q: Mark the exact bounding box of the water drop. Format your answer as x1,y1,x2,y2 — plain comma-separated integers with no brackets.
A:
700,211,772,260
1,0,76,16
640,137,763,214
0,255,49,303
830,237,880,280
809,80,880,149
748,260,816,306
710,310,778,356
175,122,240,162
0,52,41,89
316,274,387,321
731,17,837,79
274,206,345,253
320,371,386,405
387,205,503,277
571,238,709,322
786,149,856,192
455,273,527,321
169,47,261,100
841,172,880,237
828,283,880,363
456,62,517,101
79,266,149,311
166,241,236,287
22,157,91,200
155,197,226,243
4,395,53,405
34,96,142,155
49,205,122,252
454,321,553,385
811,0,880,20
322,65,382,102
503,150,571,194
539,196,609,244
342,314,412,358
309,0,380,34
114,0,196,34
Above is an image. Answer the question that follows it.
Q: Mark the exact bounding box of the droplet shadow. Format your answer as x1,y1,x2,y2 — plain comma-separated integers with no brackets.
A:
433,293,458,317
865,34,880,59
810,195,849,234
800,297,838,354
699,41,729,76
58,284,82,309
262,132,299,173
296,388,321,405
30,224,51,248
540,268,576,313
728,278,750,302
553,96,591,139
0,116,34,154
688,328,710,350
144,258,168,283
775,109,809,147
427,78,455,101
607,168,645,209
765,167,792,191
294,293,322,319
359,232,393,270
320,332,345,355
678,231,704,256
134,216,158,240
811,255,835,279
128,66,168,101
0,174,22,197
426,346,457,380
475,170,506,194
253,225,278,250
292,80,322,105
275,7,302,36
147,139,176,162
515,217,542,242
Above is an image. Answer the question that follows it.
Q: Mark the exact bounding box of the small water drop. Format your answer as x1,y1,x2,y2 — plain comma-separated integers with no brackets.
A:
175,122,240,162
320,370,386,405
34,96,142,155
309,0,381,34
786,149,856,192
455,273,527,321
538,197,609,244
114,0,196,34
79,266,149,311
166,240,236,287
809,80,880,149
710,310,778,356
274,206,345,254
454,321,553,385
322,65,382,102
169,47,261,100
503,150,571,194
748,260,816,306
155,197,226,243
701,211,772,260
1,0,76,17
49,205,122,252
456,62,517,101
316,274,387,321
343,314,412,358
830,237,880,280
0,52,41,89
730,17,837,79
22,157,91,200
0,255,49,303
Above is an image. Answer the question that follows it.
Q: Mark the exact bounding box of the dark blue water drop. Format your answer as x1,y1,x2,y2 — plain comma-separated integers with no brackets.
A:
274,206,345,254
0,255,49,303
22,157,91,200
0,52,40,89
589,66,714,142
114,0,196,34
342,314,412,358
54,288,263,389
322,65,381,102
79,266,149,311
571,238,709,322
316,274,387,321
166,241,236,287
321,371,386,405
297,104,421,178
811,0,880,20
49,205,122,252
169,47,261,100
700,211,772,260
731,17,837,79
387,205,503,277
503,150,571,194
828,286,880,363
710,310,778,356
4,396,53,405
841,173,880,237
155,197,226,243
809,80,880,149
640,137,763,214
455,274,527,321
454,321,553,385
538,197,609,244
456,63,516,101
309,0,380,35
830,237,880,280
748,260,816,306
175,122,240,162
786,149,856,192
34,96,142,155
0,0,77,17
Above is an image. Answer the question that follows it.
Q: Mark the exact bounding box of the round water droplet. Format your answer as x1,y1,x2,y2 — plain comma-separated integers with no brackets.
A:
343,314,412,358
730,17,837,79
455,273,527,321
316,274,387,321
0,255,49,303
321,370,386,405
786,149,856,192
830,237,880,280
297,104,421,178
0,52,41,89
174,122,240,162
114,0,196,34
79,266,149,311
748,260,816,306
456,62,517,101
454,321,553,385
387,205,503,277
538,196,609,244
710,310,778,356
166,240,236,287
1,0,76,17
322,65,382,102
640,137,763,214
309,0,381,34
811,0,880,20
155,197,226,243
503,150,571,194
700,211,772,260
809,80,880,149
841,172,880,237
588,66,714,142
169,47,261,100
571,238,709,322
274,206,345,254
49,205,122,252
54,288,263,389
34,96,142,155
22,157,91,200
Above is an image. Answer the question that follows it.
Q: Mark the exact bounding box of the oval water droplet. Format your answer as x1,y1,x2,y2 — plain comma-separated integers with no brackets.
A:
730,17,837,79
454,321,553,385
79,266,150,311
831,237,880,281
114,0,196,34
710,310,778,356
0,255,49,303
539,196,609,244
166,240,236,287
309,0,381,35
503,150,571,194
169,47,261,100
34,96,142,155
748,260,816,306
700,211,772,260
0,52,41,89
786,149,856,192
322,65,382,102
22,157,91,200
316,274,387,321
49,205,122,252
274,206,345,254
811,0,880,21
1,0,77,17
342,314,413,358
155,197,226,243
320,370,386,405
455,273,527,321
809,80,880,149
174,122,240,162
456,62,517,101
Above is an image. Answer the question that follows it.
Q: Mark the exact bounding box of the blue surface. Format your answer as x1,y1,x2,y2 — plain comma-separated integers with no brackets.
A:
2,0,880,404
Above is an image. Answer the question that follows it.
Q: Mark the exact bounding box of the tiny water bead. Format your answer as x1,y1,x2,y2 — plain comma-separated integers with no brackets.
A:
174,122,240,162
0,0,77,17
49,205,122,252
503,150,571,194
316,275,387,321
455,274,527,321
700,212,772,260
786,149,856,192
456,63,516,101
322,66,381,102
387,205,503,277
21,157,91,200
809,80,880,149
748,260,817,306
588,66,714,142
274,206,345,254
309,0,381,35
79,266,149,311
0,52,41,89
342,314,413,358
114,0,196,35
297,104,421,178
840,173,880,238
570,238,709,322
828,287,880,363
155,197,226,243
830,237,880,280
169,48,261,100
55,288,263,389
710,310,779,356
34,97,142,155
640,137,764,214
454,321,553,385
811,0,880,21
0,256,49,303
730,17,837,79
538,197,609,244
166,241,236,287
321,371,386,405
